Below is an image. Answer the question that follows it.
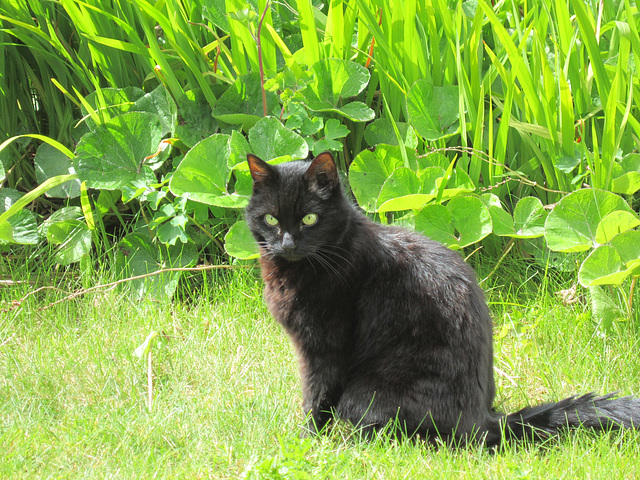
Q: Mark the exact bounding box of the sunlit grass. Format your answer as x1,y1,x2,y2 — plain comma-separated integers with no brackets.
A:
1,258,639,478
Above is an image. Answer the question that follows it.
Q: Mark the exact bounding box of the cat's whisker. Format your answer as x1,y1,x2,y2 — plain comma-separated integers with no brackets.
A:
309,246,356,277
308,250,349,285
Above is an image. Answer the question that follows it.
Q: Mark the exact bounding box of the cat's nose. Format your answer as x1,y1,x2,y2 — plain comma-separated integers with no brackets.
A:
282,232,296,252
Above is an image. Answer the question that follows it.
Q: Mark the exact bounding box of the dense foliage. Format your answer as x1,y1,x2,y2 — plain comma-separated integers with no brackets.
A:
1,0,639,322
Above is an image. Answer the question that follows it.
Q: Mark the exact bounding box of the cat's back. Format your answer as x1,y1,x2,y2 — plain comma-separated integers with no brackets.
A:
352,216,479,290
349,215,492,345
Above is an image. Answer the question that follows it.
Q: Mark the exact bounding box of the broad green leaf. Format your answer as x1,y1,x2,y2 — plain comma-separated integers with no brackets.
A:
0,188,39,245
115,232,197,299
4,210,38,245
133,85,178,136
407,80,460,140
46,219,92,265
418,152,450,170
611,171,640,195
512,197,547,238
228,130,252,169
0,221,11,242
34,143,81,198
419,167,447,192
248,116,308,161
224,219,259,259
84,85,177,136
610,230,640,271
233,169,254,198
83,87,145,130
40,206,83,237
554,153,581,173
295,59,374,122
376,167,445,212
377,168,420,207
544,189,634,252
414,204,458,247
170,134,248,208
306,58,370,100
312,119,350,154
348,146,406,212
579,245,630,287
415,197,491,249
75,111,162,190
611,153,640,195
175,89,220,148
364,119,419,149
595,210,640,244
589,285,625,332
448,195,492,248
212,73,278,129
440,168,475,201
481,193,515,237
327,102,376,122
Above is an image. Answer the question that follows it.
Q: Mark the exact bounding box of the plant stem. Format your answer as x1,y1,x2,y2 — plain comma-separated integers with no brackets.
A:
629,277,636,315
257,0,270,117
479,238,515,286
147,350,153,411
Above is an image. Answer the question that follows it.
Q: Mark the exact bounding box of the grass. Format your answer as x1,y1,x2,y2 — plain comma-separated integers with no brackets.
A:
1,256,640,479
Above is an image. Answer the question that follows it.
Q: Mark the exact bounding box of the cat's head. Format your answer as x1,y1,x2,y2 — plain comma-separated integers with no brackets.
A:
245,152,352,262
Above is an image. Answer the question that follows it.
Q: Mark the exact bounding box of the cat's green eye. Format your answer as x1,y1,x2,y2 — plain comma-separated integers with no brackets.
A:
302,213,318,226
264,214,279,226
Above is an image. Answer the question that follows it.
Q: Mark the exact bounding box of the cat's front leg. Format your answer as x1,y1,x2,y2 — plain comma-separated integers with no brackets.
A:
299,361,344,435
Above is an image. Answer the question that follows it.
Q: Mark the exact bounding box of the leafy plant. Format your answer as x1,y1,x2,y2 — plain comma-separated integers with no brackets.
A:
544,189,640,326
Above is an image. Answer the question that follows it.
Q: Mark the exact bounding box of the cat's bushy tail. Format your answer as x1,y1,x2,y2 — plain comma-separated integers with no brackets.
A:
485,393,640,447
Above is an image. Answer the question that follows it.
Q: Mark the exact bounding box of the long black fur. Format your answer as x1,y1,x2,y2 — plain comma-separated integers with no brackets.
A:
245,152,640,447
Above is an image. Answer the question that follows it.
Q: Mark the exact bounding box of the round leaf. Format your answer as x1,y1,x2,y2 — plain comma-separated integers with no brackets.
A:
407,80,460,141
376,167,444,212
611,154,640,195
248,116,308,161
170,134,248,208
296,59,374,122
224,220,259,259
46,219,92,265
448,195,492,247
0,189,38,245
75,111,162,190
609,230,640,267
176,89,220,148
415,196,491,249
544,189,634,252
594,210,640,244
115,232,197,299
212,73,278,129
414,204,458,247
480,193,515,237
578,245,631,287
364,119,419,149
512,197,547,238
348,146,405,212
35,143,81,198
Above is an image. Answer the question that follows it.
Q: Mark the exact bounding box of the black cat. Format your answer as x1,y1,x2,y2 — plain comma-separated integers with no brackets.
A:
245,151,640,447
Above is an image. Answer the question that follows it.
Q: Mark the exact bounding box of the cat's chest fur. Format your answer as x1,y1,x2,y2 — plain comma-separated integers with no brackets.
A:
259,254,360,354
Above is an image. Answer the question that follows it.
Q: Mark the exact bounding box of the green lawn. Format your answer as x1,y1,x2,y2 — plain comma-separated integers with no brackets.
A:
1,263,639,479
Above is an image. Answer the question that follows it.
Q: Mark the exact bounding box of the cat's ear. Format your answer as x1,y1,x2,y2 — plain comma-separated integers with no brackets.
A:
304,152,339,193
247,154,276,189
